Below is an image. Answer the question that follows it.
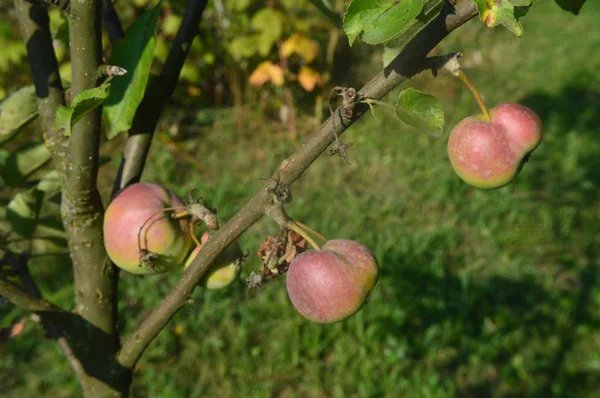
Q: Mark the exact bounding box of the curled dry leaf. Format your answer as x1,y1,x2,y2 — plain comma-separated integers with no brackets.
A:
256,230,307,280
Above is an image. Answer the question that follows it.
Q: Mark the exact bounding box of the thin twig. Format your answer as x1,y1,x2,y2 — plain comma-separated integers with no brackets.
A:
2,253,88,383
116,0,478,370
11,0,86,385
102,0,125,43
0,276,62,312
112,0,209,195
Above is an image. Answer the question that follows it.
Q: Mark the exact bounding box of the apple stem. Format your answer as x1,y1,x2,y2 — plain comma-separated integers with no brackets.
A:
286,222,321,251
293,221,327,242
189,223,201,247
458,71,491,121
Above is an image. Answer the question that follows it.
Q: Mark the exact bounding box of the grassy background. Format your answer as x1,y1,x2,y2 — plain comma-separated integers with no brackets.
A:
3,1,600,397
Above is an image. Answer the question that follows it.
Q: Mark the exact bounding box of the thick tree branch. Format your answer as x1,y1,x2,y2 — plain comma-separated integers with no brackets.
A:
117,0,478,369
11,0,91,387
13,0,67,159
112,0,209,194
66,0,115,337
65,1,125,395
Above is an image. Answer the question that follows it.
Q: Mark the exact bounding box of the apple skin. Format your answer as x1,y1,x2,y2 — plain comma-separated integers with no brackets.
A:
286,239,378,324
104,183,192,275
491,103,542,152
447,103,542,189
184,232,243,289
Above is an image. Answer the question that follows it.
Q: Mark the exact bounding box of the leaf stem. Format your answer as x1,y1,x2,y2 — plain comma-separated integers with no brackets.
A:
294,221,328,242
361,98,397,110
458,70,491,120
286,222,321,251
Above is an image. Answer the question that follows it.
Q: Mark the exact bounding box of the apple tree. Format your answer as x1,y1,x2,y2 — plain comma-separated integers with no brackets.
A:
0,0,588,396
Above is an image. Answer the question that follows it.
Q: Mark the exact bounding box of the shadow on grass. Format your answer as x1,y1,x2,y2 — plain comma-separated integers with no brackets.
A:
520,85,600,207
374,241,600,397
369,84,600,397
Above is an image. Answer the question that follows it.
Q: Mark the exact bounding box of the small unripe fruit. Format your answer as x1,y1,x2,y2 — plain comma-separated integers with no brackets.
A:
184,232,242,289
286,239,378,324
104,183,192,275
447,103,542,189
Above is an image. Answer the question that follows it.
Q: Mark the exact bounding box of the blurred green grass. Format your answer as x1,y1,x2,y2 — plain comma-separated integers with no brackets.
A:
3,1,600,397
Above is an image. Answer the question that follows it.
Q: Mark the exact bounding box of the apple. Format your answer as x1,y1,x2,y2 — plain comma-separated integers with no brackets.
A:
447,103,542,189
184,232,243,289
286,239,378,323
104,182,192,275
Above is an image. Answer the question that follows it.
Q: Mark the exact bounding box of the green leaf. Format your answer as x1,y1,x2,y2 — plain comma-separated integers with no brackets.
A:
229,0,251,12
0,85,39,145
0,142,52,187
555,0,587,15
103,7,159,140
343,0,424,46
7,188,43,238
381,0,445,67
55,83,111,136
472,0,532,36
394,88,444,136
228,36,258,60
6,170,67,254
251,9,285,56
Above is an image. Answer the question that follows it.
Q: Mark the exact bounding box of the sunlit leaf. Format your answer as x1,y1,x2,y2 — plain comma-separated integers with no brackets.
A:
162,13,181,36
343,0,424,45
0,142,52,187
472,0,533,36
6,170,66,254
251,9,285,56
394,88,444,136
103,7,158,140
228,36,257,60
55,83,111,136
0,85,38,145
382,0,445,67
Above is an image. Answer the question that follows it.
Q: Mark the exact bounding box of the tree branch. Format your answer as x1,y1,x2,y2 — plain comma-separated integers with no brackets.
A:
64,1,126,395
11,0,91,389
66,0,115,338
307,0,342,28
1,252,88,384
102,0,125,43
112,0,209,194
116,0,478,370
0,276,62,312
13,0,67,157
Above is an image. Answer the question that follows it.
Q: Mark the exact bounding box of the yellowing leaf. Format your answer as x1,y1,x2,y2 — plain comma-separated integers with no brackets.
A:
249,61,284,87
298,67,322,92
472,0,531,36
282,34,319,63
